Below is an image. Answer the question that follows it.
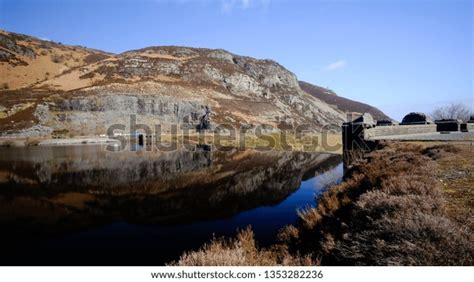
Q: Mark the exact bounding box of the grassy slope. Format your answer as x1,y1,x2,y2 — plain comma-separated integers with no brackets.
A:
299,81,391,121
0,29,111,90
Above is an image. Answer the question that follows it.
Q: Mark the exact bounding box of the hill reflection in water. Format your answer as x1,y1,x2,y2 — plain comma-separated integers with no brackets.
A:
0,145,342,265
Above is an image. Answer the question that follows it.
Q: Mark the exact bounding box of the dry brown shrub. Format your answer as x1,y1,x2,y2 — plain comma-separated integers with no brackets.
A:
171,227,315,266
422,144,461,160
83,53,110,64
51,54,64,64
281,142,473,265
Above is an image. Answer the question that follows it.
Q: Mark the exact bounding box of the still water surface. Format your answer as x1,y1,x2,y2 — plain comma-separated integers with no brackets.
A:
0,145,342,265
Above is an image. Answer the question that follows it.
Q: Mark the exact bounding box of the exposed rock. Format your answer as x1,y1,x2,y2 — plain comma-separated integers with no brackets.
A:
157,60,181,75
223,73,264,96
0,33,36,59
34,103,50,122
0,49,13,61
1,125,53,137
203,65,225,82
54,95,208,121
207,50,234,62
38,94,212,134
196,106,211,131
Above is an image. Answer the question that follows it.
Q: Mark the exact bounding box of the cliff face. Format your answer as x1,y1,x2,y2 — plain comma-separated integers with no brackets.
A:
1,30,350,136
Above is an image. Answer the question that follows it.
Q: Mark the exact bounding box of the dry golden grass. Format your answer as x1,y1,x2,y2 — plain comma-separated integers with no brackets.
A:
414,142,473,227
0,29,111,90
170,227,315,266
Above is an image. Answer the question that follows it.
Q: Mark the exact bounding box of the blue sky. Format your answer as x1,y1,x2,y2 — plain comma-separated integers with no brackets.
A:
0,0,472,120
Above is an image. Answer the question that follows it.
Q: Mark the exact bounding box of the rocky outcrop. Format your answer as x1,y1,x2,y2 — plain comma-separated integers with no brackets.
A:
196,106,211,131
1,125,53,138
0,33,35,60
32,94,212,135
54,95,206,119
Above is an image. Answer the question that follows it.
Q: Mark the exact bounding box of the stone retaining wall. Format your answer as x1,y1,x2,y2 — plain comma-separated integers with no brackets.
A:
467,123,474,132
364,124,437,139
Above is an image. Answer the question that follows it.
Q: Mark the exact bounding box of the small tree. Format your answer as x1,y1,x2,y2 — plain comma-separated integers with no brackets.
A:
431,103,472,122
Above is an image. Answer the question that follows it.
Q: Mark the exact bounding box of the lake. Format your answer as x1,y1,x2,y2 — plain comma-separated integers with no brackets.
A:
0,145,342,265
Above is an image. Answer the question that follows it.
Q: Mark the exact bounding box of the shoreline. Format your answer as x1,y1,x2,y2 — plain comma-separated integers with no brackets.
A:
0,136,120,147
0,133,344,153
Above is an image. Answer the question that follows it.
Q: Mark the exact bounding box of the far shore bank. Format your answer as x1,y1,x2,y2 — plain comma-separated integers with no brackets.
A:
0,133,344,153
0,136,120,147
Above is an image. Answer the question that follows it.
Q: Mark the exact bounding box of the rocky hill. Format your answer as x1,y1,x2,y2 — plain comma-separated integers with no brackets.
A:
0,29,385,137
299,81,391,121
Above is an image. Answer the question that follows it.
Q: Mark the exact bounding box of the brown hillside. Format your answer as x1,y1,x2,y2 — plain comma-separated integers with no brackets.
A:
0,29,111,90
0,30,347,136
299,81,391,121
0,29,392,137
